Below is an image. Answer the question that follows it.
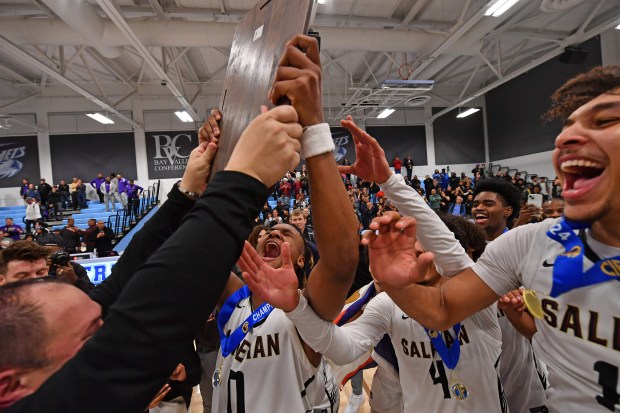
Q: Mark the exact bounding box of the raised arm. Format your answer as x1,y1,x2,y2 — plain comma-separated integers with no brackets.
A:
339,118,473,277
366,213,537,330
270,35,358,320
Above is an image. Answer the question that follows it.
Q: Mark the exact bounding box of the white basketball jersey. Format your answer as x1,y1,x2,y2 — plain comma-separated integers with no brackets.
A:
211,298,318,413
370,293,507,413
474,218,620,412
497,310,549,413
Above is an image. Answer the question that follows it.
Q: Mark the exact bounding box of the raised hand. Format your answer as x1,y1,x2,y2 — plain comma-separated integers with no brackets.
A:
338,116,392,184
362,212,435,289
237,241,300,312
180,140,218,195
225,105,302,187
270,35,323,127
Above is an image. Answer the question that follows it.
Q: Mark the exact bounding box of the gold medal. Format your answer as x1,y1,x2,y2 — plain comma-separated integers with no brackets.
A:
523,289,544,319
449,373,469,401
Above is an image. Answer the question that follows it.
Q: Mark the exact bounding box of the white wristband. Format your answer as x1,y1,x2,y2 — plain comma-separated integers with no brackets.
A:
300,123,335,159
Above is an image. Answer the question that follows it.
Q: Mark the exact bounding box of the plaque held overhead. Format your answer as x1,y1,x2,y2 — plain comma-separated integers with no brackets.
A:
209,0,315,178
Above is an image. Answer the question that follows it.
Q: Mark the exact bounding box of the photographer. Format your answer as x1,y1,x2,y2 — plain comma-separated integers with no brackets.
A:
47,247,94,293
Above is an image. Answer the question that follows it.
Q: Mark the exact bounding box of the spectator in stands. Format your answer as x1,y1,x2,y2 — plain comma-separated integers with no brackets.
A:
94,220,115,257
126,179,143,218
278,177,292,205
291,208,315,244
117,173,129,208
76,179,88,209
69,177,79,210
1,218,23,241
25,184,40,202
302,206,312,226
34,225,64,247
59,218,83,254
24,197,41,234
464,193,474,218
57,179,70,209
404,155,414,180
449,195,467,217
82,218,98,252
432,169,441,182
47,185,64,221
19,178,29,202
513,200,543,228
428,188,442,213
38,179,52,210
541,197,564,220
392,156,402,174
472,178,522,240
91,173,105,203
100,176,117,212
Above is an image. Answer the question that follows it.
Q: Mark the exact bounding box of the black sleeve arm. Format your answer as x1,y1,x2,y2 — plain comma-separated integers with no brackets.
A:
7,171,268,413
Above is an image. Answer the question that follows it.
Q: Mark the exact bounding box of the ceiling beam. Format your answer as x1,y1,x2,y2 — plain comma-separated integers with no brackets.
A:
0,34,140,128
95,0,200,121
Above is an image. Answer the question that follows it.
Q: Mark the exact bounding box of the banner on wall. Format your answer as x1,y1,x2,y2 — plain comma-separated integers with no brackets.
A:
0,135,40,188
145,131,198,179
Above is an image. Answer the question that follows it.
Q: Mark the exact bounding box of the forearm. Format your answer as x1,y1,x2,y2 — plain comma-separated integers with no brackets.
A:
380,173,473,276
305,150,359,318
504,308,537,340
384,267,498,330
287,293,383,365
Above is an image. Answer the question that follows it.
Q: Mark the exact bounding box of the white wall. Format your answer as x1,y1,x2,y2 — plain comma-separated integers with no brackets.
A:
490,150,556,179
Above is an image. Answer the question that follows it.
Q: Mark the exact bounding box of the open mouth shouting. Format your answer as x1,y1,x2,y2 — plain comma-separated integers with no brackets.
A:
557,156,606,201
261,240,282,262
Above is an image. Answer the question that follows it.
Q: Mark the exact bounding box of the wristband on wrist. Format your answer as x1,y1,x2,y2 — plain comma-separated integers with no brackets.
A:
300,123,335,159
176,181,200,200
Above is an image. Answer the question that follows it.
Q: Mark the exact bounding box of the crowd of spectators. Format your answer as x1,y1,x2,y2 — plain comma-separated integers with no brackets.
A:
263,159,564,235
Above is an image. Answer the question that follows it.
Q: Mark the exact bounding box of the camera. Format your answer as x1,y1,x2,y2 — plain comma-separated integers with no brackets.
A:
160,80,167,86
50,249,70,268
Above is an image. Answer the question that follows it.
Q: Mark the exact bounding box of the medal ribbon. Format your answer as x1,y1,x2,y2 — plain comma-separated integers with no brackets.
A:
424,324,461,370
547,218,620,297
217,285,274,357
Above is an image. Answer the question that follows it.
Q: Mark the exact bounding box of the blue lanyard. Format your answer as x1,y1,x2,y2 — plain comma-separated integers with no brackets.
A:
217,285,274,357
424,324,461,370
336,283,376,326
546,218,620,297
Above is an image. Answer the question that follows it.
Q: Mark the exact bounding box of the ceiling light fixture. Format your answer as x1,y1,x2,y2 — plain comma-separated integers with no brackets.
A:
484,0,520,17
456,108,480,118
615,22,620,29
377,108,395,119
86,113,115,124
316,0,327,4
175,111,194,123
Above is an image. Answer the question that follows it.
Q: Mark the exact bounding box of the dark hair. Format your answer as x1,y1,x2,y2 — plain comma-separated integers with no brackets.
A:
0,279,52,369
473,179,522,225
0,241,50,275
543,65,620,122
438,214,487,262
248,225,268,249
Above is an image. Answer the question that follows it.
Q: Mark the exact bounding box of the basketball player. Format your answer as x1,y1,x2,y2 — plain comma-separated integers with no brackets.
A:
242,214,509,412
209,34,359,412
342,65,620,413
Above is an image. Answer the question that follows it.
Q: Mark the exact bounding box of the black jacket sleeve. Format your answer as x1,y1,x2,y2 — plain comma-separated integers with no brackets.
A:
7,171,268,413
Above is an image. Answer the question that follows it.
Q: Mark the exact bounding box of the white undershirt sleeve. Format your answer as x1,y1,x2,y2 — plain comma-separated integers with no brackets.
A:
380,173,474,276
287,292,392,366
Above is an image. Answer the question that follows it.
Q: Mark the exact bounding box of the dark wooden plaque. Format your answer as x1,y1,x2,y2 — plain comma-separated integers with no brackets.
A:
210,0,314,176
